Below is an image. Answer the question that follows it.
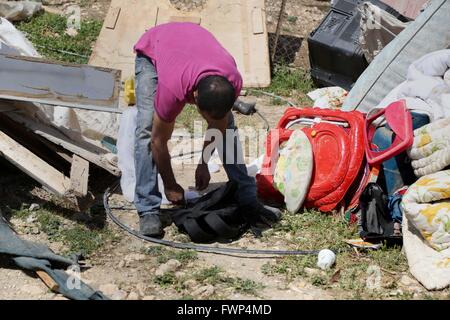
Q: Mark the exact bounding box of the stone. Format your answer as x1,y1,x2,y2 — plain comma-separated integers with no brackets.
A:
65,27,78,37
125,253,147,262
29,203,40,212
29,226,40,235
192,285,215,298
183,279,198,290
304,267,326,277
99,283,119,297
26,214,37,224
124,253,147,267
110,290,128,300
400,275,417,287
155,259,181,277
142,295,156,300
389,289,404,296
288,280,307,291
136,283,147,297
127,291,140,300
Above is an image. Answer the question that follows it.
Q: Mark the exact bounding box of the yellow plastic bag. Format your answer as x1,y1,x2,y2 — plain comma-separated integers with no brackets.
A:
124,76,136,105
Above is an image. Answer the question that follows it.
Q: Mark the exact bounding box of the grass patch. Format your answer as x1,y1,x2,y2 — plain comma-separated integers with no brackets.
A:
260,210,413,299
154,271,177,288
145,246,198,265
15,12,102,64
194,266,223,285
231,278,263,295
265,65,315,105
10,206,33,219
175,104,205,133
194,266,264,296
22,209,115,257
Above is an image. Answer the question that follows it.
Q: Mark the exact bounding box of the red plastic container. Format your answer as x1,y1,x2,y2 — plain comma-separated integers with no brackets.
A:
364,100,413,166
257,107,366,212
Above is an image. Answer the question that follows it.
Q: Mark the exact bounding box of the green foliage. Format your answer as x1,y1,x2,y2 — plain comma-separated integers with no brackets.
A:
26,209,114,257
154,272,177,287
267,65,314,98
145,246,198,265
15,12,102,64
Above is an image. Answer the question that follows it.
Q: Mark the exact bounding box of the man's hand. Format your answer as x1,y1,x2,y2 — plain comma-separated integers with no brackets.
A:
165,183,185,205
195,163,211,191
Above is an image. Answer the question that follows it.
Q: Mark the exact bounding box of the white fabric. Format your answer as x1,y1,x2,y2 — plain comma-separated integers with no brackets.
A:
117,107,138,202
403,213,450,290
374,50,450,122
401,170,450,252
307,87,348,109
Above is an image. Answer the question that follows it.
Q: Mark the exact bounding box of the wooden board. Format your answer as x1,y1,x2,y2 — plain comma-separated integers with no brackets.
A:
2,110,120,176
70,155,89,197
0,129,71,195
36,271,59,292
89,0,270,88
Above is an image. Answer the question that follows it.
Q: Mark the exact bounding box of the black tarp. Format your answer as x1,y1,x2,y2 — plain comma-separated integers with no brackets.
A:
0,213,108,300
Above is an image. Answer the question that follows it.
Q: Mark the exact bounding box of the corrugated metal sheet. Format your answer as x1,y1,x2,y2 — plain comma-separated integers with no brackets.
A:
343,0,450,112
0,54,121,112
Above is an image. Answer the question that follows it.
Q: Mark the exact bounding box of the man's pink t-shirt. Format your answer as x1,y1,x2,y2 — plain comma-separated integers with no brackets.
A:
134,22,243,122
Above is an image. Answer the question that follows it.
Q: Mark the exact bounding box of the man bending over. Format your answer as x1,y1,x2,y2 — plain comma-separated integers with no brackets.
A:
133,22,280,237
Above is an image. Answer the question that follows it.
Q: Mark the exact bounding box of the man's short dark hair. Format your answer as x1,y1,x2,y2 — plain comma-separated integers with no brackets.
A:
197,75,236,120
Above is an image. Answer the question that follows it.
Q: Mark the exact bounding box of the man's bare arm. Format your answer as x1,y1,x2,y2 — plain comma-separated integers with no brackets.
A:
195,112,230,190
151,112,184,203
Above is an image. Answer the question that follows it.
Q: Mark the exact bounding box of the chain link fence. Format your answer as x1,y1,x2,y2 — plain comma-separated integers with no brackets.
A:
265,0,330,69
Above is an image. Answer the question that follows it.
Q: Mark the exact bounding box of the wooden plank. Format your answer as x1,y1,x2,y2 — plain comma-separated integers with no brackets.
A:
252,8,264,34
4,111,120,176
70,155,89,196
169,16,201,24
36,271,59,292
0,112,71,172
105,7,121,29
0,129,71,195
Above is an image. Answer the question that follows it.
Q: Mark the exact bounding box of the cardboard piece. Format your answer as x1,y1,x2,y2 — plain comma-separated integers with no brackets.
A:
89,0,270,87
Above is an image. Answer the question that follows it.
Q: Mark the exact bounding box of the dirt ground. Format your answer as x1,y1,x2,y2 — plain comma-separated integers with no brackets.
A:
2,96,444,301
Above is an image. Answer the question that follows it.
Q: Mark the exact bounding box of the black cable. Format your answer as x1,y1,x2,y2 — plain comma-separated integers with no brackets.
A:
103,181,323,256
256,110,270,132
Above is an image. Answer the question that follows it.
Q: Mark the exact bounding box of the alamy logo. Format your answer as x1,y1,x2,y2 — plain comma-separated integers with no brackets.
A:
366,265,382,290
66,264,81,290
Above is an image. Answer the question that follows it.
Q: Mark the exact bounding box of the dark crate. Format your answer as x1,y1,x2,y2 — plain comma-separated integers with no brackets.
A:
308,0,408,90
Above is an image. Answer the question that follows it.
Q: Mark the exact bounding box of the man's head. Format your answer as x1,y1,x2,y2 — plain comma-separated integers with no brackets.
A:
195,75,236,121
